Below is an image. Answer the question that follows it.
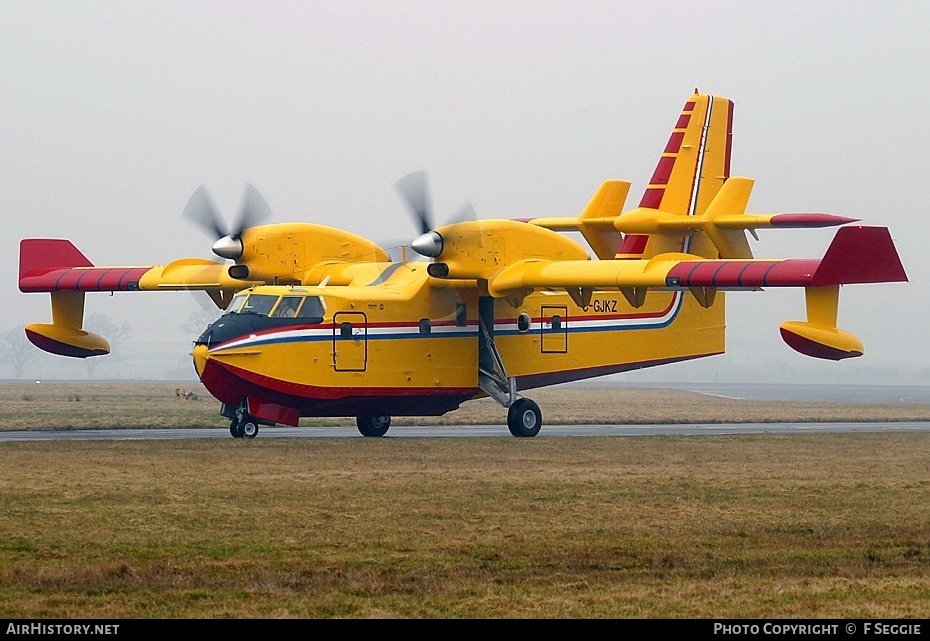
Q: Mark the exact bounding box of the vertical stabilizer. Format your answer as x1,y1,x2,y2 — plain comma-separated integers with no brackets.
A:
618,92,734,259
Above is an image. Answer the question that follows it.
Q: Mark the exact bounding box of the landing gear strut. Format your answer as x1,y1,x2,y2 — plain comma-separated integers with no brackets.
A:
357,415,391,437
478,300,543,437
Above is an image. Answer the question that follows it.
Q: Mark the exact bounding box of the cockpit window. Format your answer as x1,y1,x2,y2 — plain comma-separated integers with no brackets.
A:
297,296,325,319
272,296,302,318
224,293,325,320
239,294,278,316
227,292,249,313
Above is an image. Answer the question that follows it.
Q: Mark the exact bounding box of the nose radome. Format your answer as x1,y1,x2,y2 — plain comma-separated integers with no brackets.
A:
192,343,209,377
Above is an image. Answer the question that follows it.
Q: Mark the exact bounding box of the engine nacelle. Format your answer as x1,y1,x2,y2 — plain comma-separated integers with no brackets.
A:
237,223,391,284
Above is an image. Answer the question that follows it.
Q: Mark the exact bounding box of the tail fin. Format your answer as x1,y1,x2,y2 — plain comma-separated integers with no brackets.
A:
619,91,733,259
528,92,734,260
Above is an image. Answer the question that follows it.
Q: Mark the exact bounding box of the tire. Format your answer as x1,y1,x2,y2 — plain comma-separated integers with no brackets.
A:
230,420,244,438
357,415,391,437
507,398,542,437
241,420,259,439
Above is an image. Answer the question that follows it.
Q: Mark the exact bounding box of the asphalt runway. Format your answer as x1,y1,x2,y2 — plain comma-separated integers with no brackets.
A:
3,383,927,442
2,421,929,442
595,382,930,404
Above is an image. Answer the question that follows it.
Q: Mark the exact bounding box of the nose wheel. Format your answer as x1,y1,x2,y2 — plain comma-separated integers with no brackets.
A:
229,415,259,439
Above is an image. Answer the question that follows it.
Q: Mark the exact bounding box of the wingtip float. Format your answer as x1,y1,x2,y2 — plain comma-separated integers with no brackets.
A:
18,92,908,437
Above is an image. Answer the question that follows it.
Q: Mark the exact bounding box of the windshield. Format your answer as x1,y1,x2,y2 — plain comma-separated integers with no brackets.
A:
227,292,248,313
225,293,325,320
239,294,278,316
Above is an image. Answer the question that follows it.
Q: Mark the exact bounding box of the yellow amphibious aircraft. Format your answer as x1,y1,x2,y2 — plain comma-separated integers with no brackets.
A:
18,92,908,438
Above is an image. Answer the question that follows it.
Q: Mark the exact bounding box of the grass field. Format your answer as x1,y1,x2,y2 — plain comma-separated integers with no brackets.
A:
3,380,930,430
1,382,930,618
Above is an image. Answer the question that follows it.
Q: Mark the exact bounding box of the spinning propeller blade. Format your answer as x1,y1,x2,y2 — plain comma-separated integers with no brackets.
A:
395,170,434,235
396,170,482,259
182,183,273,261
232,183,272,237
182,185,227,240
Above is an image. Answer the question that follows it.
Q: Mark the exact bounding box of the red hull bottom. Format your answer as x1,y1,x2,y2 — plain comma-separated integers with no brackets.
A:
199,358,476,423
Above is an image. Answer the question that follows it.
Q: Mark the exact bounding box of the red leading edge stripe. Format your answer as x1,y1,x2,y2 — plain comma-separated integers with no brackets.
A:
19,267,150,292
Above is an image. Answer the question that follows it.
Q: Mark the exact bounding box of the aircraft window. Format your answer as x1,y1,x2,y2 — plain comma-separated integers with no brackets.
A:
517,313,531,333
297,296,325,319
419,318,431,336
273,296,302,318
227,293,249,314
340,322,353,339
240,294,278,316
551,315,562,331
455,303,467,327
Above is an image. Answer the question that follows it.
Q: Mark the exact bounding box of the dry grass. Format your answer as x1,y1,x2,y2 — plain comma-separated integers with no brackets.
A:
2,381,930,618
3,381,930,430
1,434,930,618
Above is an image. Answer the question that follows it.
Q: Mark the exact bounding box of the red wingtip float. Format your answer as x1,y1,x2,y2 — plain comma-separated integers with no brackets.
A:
18,93,908,437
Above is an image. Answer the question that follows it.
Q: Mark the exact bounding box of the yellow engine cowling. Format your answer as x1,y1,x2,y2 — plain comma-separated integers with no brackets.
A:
430,219,590,280
237,223,391,284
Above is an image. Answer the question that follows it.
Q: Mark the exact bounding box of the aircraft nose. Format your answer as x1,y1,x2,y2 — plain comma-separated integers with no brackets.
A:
191,343,210,377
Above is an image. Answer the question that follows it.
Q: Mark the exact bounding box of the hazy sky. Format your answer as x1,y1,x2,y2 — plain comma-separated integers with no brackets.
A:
2,1,926,383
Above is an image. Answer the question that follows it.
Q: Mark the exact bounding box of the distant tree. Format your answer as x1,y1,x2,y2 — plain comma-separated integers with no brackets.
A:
180,306,222,337
83,314,132,378
0,327,37,378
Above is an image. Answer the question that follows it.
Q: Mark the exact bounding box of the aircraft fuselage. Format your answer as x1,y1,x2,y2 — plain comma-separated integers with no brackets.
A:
191,262,724,427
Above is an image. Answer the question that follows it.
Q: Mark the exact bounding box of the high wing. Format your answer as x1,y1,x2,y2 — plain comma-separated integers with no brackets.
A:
484,224,905,360
18,219,391,357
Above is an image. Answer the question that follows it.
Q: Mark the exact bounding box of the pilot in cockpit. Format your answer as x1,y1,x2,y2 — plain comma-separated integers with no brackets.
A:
274,298,298,318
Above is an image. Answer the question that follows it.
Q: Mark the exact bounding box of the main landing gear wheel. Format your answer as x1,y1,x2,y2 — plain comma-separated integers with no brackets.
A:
357,415,391,437
229,420,243,438
507,398,542,437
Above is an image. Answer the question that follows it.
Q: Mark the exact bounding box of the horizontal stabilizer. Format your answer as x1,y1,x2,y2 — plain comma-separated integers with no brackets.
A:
526,180,630,259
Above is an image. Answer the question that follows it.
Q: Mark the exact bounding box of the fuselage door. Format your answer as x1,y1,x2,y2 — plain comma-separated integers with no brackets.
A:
540,305,568,354
333,311,368,372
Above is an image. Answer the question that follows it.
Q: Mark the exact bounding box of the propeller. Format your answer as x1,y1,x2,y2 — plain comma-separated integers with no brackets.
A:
395,170,433,235
182,183,272,261
394,170,479,259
